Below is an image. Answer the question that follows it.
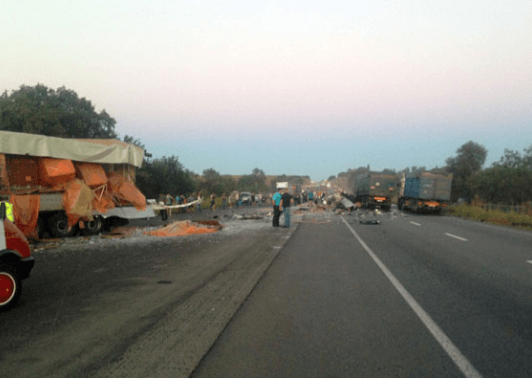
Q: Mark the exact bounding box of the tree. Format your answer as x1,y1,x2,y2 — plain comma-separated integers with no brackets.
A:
469,145,532,204
237,168,268,193
136,155,195,199
250,168,266,191
219,176,238,195
445,141,487,202
123,135,145,150
199,168,223,195
0,84,117,139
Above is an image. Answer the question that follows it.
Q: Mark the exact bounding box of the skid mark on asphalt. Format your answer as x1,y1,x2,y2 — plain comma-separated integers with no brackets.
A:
340,215,483,378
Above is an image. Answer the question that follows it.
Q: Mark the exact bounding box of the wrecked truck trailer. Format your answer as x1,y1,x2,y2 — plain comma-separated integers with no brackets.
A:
0,131,155,238
398,171,453,214
353,172,397,210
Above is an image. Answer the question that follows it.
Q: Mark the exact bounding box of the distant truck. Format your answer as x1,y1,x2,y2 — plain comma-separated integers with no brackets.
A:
397,171,453,213
0,131,155,238
353,172,397,210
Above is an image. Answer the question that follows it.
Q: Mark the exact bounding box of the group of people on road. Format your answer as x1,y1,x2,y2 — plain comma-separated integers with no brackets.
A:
272,188,293,228
193,191,264,212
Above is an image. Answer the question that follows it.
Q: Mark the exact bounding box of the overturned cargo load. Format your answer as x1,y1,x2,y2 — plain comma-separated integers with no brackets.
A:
0,131,154,238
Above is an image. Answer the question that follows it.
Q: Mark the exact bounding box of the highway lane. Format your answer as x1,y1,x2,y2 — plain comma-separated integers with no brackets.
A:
193,210,532,377
193,212,471,377
342,210,532,377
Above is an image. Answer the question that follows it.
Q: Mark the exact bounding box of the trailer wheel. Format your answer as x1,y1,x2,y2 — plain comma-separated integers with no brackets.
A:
0,264,21,311
48,213,77,238
82,216,103,235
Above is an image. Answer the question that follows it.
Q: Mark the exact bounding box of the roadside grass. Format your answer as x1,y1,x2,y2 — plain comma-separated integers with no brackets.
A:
448,205,532,230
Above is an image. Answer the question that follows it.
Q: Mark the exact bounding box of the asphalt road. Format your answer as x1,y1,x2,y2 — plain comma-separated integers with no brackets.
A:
192,209,532,378
0,205,296,378
2,206,531,377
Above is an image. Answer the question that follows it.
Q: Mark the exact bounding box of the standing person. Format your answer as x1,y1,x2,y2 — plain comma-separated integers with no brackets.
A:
280,188,293,228
235,192,240,209
222,193,227,210
187,194,195,212
251,193,255,205
272,188,282,227
210,193,216,211
196,192,203,213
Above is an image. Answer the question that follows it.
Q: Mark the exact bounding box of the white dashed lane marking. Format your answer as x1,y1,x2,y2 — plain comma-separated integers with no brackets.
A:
409,221,422,226
445,233,468,242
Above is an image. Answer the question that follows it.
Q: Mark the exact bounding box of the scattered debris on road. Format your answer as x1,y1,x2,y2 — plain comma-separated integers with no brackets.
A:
145,220,222,237
231,213,264,220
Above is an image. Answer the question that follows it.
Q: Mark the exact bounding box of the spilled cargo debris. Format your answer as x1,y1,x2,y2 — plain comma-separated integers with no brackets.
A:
232,213,264,220
144,220,222,237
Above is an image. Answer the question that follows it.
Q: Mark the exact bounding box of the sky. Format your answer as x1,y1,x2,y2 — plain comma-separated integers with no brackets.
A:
2,0,531,181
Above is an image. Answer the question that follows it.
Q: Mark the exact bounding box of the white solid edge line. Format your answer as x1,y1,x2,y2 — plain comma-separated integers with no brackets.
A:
340,216,483,378
445,233,468,242
410,221,422,226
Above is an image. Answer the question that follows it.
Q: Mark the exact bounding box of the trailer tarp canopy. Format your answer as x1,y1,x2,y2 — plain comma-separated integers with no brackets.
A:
0,131,144,168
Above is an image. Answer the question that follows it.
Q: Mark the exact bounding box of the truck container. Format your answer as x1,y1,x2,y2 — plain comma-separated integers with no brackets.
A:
354,172,397,210
0,131,155,238
398,171,453,213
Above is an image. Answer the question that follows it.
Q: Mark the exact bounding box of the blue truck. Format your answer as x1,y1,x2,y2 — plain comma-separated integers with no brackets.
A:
398,171,453,213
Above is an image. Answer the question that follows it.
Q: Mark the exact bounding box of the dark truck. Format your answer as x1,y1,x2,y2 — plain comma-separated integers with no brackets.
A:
0,202,34,310
398,171,453,213
354,172,397,210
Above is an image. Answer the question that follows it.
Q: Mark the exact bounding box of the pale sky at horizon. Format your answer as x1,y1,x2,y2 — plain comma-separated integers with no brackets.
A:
2,0,531,180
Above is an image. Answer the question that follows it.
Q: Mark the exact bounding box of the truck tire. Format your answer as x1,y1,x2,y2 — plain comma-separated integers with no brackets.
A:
0,264,21,311
48,213,77,238
82,216,103,236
